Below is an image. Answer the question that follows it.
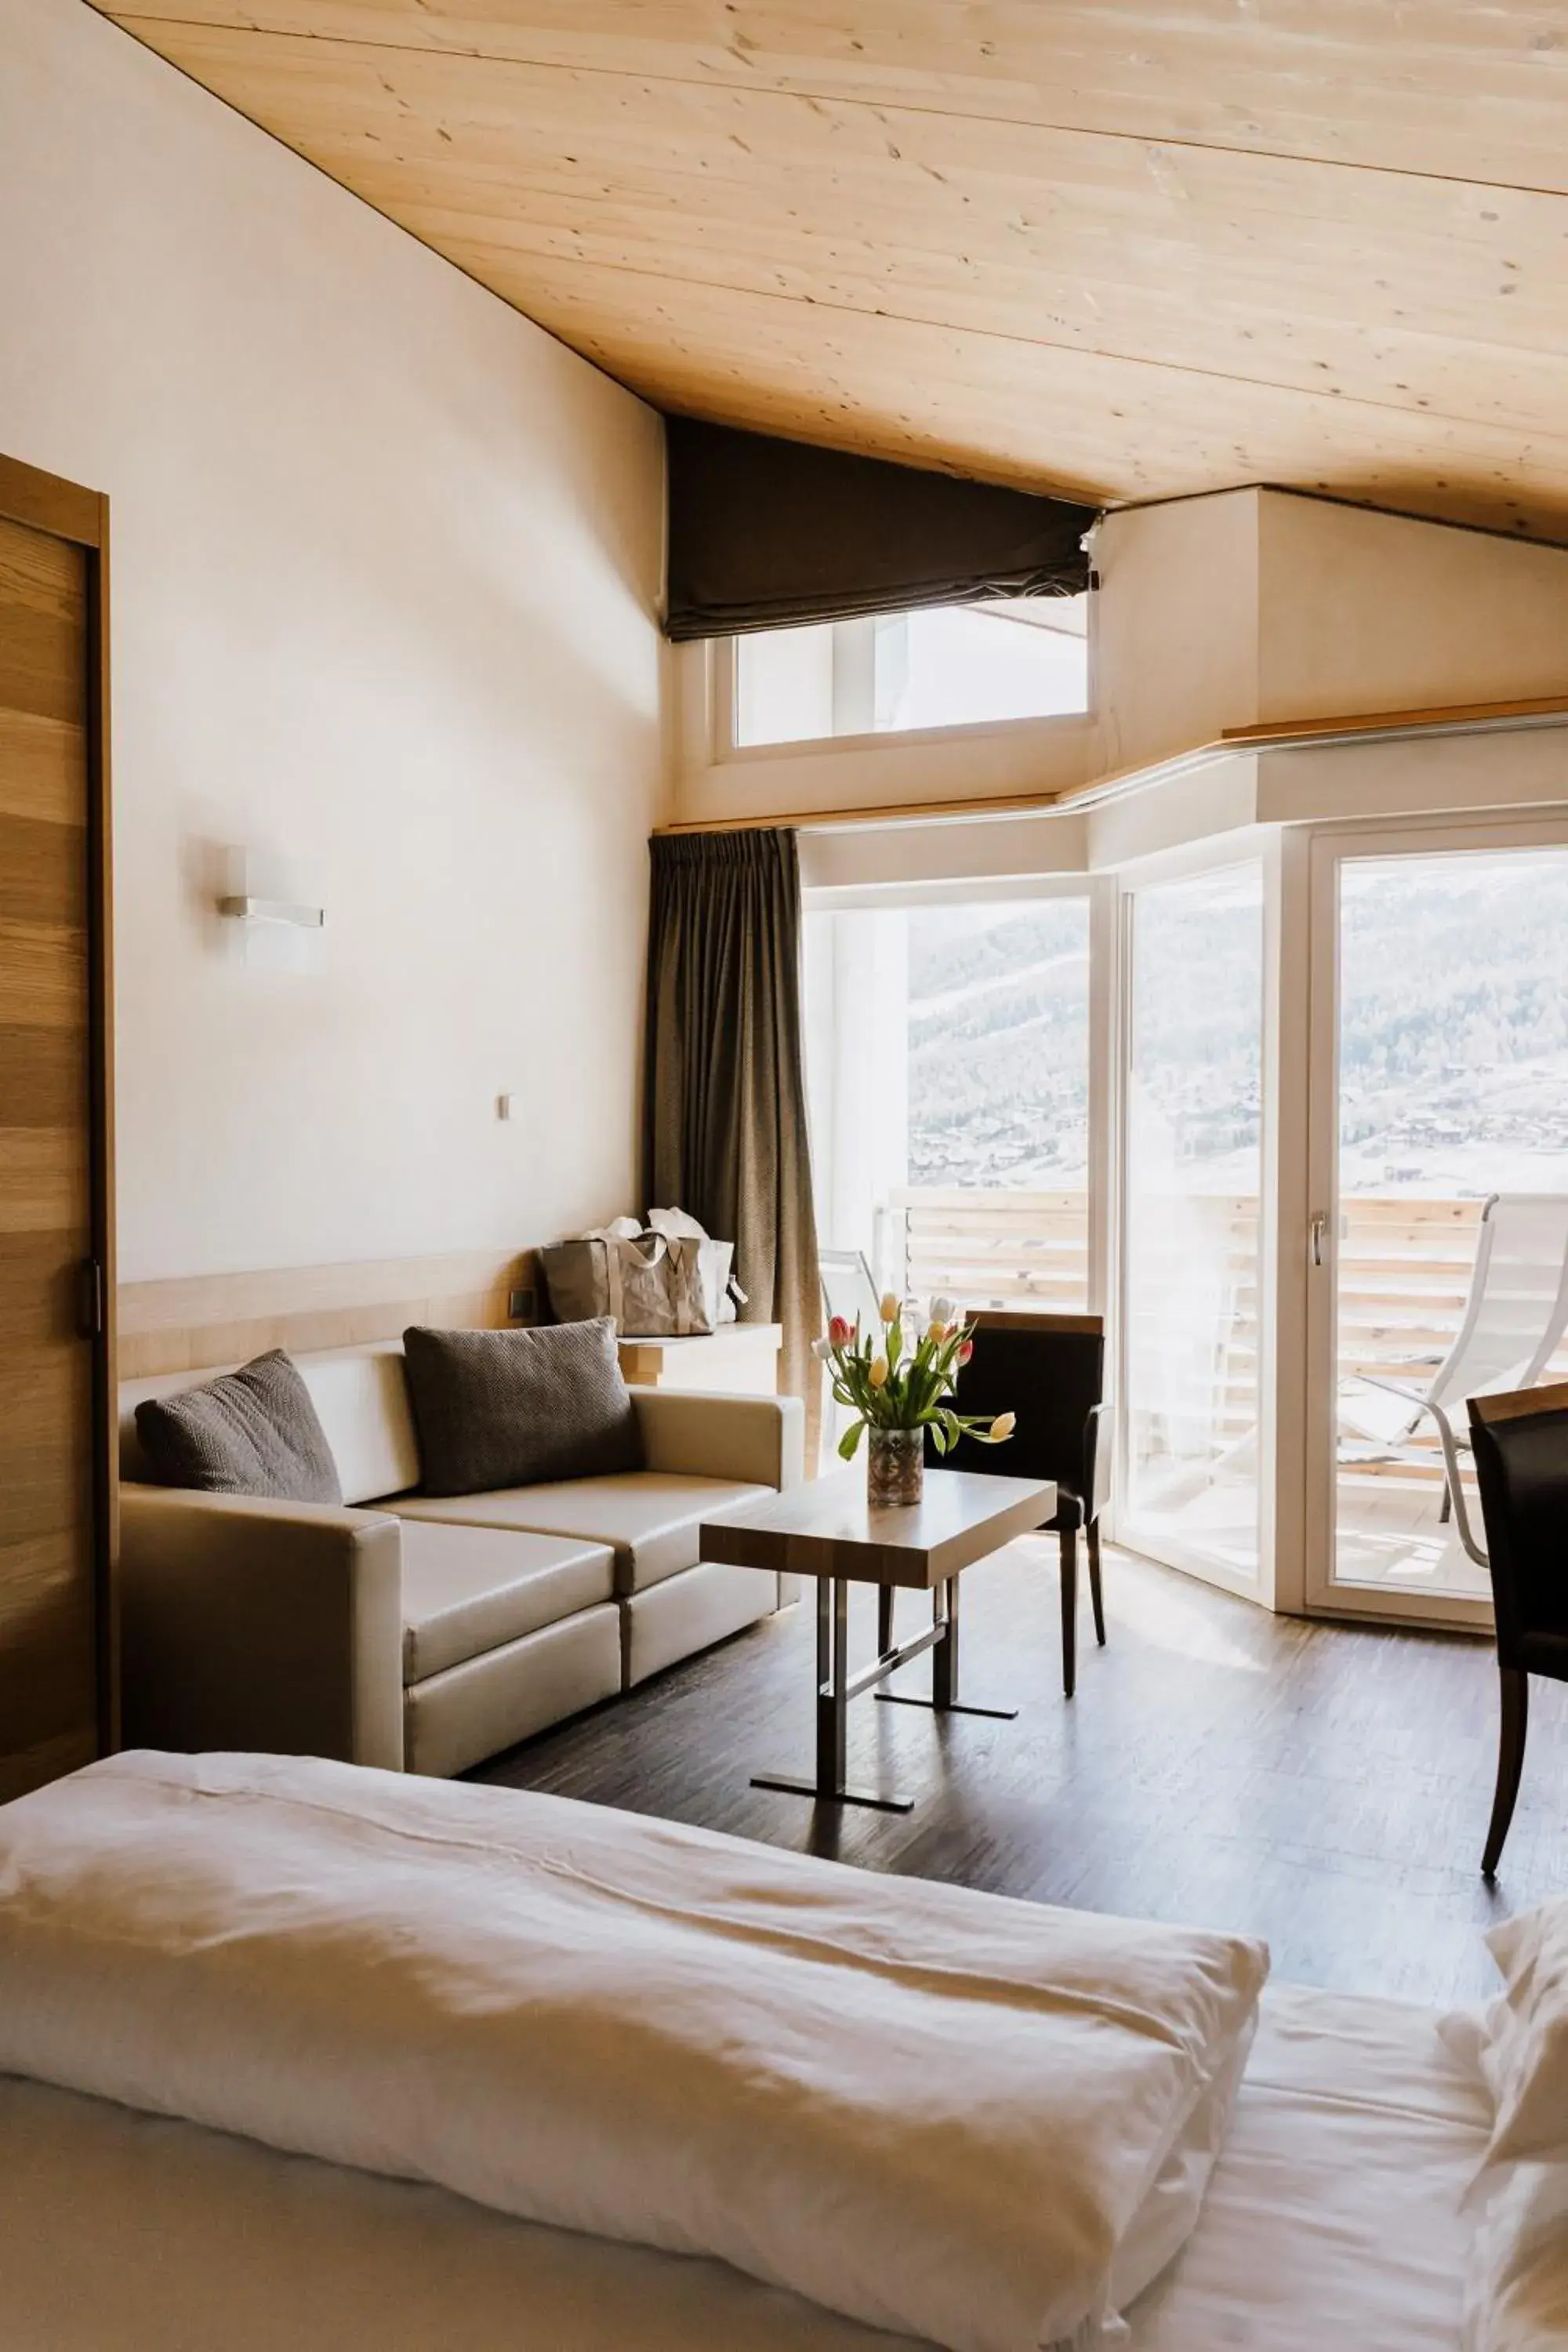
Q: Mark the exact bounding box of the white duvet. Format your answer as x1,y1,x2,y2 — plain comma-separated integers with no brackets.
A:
0,1752,1267,2352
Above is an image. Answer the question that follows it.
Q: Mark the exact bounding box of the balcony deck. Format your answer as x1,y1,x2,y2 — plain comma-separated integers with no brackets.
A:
892,1185,1559,1604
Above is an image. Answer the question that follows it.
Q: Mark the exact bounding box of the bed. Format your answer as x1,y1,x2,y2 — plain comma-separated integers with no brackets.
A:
0,1753,1562,2352
0,1984,1486,2352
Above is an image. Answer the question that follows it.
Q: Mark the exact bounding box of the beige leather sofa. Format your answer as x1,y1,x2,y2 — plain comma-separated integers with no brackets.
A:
118,1341,804,1778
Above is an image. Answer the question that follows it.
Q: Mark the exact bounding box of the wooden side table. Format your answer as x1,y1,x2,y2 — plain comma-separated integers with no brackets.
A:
618,1323,782,1396
700,1468,1055,1812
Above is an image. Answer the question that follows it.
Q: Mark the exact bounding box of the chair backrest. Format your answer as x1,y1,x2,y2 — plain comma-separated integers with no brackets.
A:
819,1248,880,1339
1469,1380,1568,1662
1431,1193,1568,1409
931,1311,1105,1497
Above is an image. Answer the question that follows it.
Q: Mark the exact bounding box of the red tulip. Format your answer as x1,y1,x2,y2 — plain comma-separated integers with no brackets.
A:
828,1315,852,1348
958,1339,974,1364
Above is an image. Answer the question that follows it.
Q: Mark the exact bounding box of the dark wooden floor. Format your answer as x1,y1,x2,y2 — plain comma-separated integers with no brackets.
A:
476,1541,1568,2010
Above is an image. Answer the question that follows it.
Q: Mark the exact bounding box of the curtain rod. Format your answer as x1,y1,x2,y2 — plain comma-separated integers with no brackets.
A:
652,694,1568,838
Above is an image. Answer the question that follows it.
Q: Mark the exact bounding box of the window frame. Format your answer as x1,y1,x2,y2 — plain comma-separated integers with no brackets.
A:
717,593,1098,762
802,873,1114,1329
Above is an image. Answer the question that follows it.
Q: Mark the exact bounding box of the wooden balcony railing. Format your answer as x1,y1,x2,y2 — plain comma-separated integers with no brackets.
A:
895,1186,1089,1312
893,1187,1559,1486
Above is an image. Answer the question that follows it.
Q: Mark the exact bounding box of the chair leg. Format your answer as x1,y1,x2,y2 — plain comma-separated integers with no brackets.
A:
1059,1523,1078,1700
877,1585,895,1658
1483,1668,1530,1880
1087,1519,1106,1648
1439,1483,1452,1524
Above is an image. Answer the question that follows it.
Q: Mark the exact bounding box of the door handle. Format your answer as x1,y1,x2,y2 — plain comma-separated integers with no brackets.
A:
76,1257,105,1339
1309,1214,1327,1270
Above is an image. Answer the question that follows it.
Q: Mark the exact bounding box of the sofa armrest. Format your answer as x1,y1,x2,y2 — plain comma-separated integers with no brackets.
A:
119,1486,405,1772
629,1389,804,1493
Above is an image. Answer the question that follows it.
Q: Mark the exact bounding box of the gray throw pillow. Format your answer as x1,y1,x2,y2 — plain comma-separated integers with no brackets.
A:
401,1318,643,1497
135,1349,343,1504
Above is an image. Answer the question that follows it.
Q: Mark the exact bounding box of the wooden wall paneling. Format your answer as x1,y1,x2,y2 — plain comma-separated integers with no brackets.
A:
0,455,113,1801
116,1247,540,1378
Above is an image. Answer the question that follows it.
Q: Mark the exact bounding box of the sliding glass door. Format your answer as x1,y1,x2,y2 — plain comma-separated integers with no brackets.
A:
800,811,1568,1628
1119,861,1266,1592
1305,820,1568,1624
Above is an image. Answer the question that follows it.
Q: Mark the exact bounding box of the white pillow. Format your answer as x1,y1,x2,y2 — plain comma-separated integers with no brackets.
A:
1465,2159,1568,2350
1480,1896,1568,2165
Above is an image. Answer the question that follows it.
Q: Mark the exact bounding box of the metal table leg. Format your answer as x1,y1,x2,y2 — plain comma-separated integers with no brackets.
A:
751,1578,916,1813
875,1576,1018,1721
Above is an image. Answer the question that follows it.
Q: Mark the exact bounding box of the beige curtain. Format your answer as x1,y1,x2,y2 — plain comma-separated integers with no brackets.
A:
644,828,822,1432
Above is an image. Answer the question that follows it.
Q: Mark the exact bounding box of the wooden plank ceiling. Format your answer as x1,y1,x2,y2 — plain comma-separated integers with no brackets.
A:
94,1,1568,539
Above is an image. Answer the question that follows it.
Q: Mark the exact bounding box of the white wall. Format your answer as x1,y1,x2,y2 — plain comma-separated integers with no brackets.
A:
1089,490,1260,776
1258,495,1568,723
799,809,1088,891
1095,488,1568,760
677,485,1568,873
0,0,666,1283
672,639,1095,827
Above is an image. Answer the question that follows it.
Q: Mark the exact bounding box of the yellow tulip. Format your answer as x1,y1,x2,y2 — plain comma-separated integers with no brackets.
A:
927,1319,947,1345
879,1291,899,1324
989,1411,1015,1440
869,1356,889,1388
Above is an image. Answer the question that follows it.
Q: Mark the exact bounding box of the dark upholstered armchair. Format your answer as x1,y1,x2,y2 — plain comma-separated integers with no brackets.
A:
1468,1379,1568,1877
906,1311,1109,1697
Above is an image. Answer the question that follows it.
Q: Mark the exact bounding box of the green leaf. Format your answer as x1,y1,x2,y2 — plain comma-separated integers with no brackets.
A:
837,1419,866,1461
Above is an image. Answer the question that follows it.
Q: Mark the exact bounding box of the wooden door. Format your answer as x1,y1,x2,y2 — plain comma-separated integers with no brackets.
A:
0,457,113,1800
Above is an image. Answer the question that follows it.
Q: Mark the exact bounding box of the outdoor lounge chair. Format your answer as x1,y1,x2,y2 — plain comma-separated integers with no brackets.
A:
1339,1192,1568,1566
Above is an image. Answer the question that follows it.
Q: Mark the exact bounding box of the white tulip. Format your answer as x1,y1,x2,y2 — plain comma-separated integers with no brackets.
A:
810,1335,833,1361
929,1294,957,1325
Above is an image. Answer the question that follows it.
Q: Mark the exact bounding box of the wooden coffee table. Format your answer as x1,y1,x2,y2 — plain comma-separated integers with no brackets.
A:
699,1467,1055,1813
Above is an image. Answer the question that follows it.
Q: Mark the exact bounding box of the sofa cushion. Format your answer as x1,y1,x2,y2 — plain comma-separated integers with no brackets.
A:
625,1562,782,1687
403,1606,622,1778
398,1520,615,1683
121,1343,420,1508
298,1346,421,1506
133,1351,342,1504
393,1473,770,1595
401,1319,641,1497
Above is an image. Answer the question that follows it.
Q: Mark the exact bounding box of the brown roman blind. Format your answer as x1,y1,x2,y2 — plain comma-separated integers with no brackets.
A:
664,418,1098,641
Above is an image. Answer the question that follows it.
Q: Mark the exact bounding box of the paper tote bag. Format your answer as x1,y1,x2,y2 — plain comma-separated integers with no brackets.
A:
539,1234,713,1336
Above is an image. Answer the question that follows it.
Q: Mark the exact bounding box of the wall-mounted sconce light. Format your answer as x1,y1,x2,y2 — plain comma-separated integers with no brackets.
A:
210,847,328,975
218,895,326,929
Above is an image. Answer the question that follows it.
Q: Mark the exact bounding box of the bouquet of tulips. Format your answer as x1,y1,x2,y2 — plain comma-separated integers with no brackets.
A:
813,1290,1016,1461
